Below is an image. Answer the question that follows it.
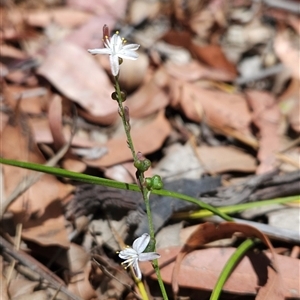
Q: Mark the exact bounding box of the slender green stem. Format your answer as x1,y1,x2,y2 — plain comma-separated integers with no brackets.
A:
152,259,168,299
113,75,168,300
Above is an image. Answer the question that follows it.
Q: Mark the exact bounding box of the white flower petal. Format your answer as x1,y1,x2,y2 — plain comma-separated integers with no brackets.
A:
123,44,140,51
118,50,139,60
133,233,150,254
110,54,120,76
87,31,140,76
88,48,111,55
138,252,160,262
119,247,138,259
133,260,142,280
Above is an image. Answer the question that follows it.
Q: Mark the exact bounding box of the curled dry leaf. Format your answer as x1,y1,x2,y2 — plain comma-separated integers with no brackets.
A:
38,41,117,125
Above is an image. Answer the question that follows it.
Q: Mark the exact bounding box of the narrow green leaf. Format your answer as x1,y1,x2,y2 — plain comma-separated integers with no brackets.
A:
0,157,232,221
210,238,257,300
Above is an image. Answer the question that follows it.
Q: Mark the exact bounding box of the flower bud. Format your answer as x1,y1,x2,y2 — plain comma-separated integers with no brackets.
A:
111,92,118,100
151,175,163,190
120,90,127,102
145,177,153,189
134,158,151,172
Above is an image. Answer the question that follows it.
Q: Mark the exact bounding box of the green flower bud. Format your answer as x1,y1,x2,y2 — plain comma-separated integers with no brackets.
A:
134,158,151,172
151,175,163,190
145,177,153,189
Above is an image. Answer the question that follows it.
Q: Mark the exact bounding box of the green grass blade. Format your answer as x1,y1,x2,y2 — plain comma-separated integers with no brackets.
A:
210,238,257,300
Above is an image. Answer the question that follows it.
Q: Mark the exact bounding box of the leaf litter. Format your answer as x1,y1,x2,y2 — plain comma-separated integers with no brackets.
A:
0,0,299,299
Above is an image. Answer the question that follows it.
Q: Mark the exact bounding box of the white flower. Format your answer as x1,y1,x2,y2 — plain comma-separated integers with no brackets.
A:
88,32,140,76
118,233,160,280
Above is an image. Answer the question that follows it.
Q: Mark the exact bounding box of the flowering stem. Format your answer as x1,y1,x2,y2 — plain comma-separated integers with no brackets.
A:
113,75,168,300
152,259,168,299
114,76,136,160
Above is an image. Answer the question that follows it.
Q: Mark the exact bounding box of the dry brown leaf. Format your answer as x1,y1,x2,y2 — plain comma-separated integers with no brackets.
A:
165,60,236,82
29,118,97,147
196,145,257,173
246,90,281,174
8,278,39,299
21,210,70,248
67,0,128,19
140,246,298,298
128,0,161,24
1,105,72,248
256,265,286,300
62,158,87,173
7,8,92,29
171,81,252,136
0,44,28,59
126,68,170,118
191,43,237,76
68,262,98,300
85,110,171,167
171,222,283,297
5,89,42,109
12,290,49,300
68,243,90,274
37,41,117,125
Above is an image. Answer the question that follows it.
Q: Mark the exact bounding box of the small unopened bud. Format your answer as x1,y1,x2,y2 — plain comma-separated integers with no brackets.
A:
134,158,151,172
103,24,109,40
151,175,163,190
118,57,123,65
120,90,127,102
111,92,118,100
124,106,130,123
145,177,152,189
